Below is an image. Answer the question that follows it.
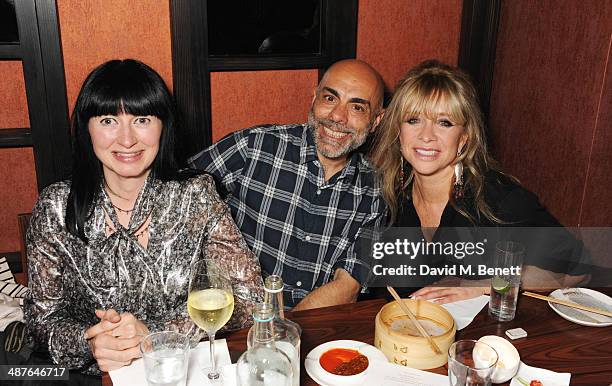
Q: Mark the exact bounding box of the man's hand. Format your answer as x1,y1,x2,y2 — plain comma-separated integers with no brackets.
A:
292,268,360,311
84,309,150,371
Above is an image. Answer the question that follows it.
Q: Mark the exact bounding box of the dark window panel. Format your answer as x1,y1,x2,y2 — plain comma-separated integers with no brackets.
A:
0,0,19,43
208,0,321,56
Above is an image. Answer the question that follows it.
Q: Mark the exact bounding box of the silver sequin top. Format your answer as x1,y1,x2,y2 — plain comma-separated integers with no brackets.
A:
24,173,264,374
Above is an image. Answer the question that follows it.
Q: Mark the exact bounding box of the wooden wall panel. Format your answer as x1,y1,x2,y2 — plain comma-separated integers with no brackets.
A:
210,70,318,142
0,148,38,252
0,61,29,128
56,0,173,113
356,0,462,90
488,0,612,226
580,36,612,227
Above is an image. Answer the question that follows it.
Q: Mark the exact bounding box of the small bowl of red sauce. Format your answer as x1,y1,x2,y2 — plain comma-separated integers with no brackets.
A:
305,340,387,385
319,348,369,376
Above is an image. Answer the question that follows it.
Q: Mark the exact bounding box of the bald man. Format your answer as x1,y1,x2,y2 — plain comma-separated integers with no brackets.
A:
189,59,386,310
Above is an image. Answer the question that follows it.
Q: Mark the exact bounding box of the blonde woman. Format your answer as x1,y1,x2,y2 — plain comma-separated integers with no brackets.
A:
369,60,589,303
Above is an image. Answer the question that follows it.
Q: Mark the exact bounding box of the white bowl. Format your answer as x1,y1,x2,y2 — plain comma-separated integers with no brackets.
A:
477,335,520,383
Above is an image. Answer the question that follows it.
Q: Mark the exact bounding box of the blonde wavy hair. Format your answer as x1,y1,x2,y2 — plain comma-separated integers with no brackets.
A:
370,60,502,224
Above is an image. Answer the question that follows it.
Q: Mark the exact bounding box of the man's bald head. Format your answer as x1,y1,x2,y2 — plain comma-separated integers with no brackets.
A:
318,59,385,113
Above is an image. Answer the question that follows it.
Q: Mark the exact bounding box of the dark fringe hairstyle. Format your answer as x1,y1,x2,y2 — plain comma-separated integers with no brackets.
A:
65,59,185,241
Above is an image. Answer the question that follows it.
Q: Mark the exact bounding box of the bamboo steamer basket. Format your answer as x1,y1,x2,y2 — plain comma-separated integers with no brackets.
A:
374,299,456,369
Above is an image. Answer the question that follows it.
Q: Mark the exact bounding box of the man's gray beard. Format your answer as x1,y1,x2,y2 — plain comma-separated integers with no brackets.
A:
307,110,370,159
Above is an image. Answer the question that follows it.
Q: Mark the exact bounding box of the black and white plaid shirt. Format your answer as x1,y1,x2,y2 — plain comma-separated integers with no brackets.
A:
189,124,385,307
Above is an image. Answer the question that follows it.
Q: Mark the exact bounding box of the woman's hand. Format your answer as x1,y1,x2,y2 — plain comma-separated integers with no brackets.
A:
84,309,121,339
410,276,488,304
84,309,149,371
410,286,487,304
105,311,149,339
87,332,142,371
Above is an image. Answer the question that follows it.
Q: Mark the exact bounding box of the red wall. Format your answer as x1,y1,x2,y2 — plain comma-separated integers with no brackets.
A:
580,39,612,227
210,70,318,142
0,62,38,252
489,0,612,227
57,0,173,114
357,0,462,90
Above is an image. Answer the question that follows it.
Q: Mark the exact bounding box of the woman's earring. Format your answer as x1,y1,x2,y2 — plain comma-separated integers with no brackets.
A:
453,151,464,200
399,156,405,190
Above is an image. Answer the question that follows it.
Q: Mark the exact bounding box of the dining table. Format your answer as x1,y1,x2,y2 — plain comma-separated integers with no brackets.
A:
102,288,612,386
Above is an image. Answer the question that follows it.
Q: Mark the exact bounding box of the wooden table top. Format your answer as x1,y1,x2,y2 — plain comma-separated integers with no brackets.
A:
103,288,612,385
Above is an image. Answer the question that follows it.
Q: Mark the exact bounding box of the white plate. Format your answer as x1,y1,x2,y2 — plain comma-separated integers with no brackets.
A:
304,340,387,386
548,288,612,327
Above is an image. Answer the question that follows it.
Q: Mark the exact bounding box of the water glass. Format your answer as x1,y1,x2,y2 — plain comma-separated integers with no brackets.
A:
448,340,498,386
488,241,524,322
141,331,190,386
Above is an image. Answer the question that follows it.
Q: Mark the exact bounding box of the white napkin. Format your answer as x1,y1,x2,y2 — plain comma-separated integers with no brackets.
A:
364,360,448,385
441,295,490,330
109,338,233,386
510,361,571,386
0,293,24,331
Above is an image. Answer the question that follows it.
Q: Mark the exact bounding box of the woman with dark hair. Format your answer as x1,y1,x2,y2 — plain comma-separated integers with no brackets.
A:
369,60,589,303
24,59,263,375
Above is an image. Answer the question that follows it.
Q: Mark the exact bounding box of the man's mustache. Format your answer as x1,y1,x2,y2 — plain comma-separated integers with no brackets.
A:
312,118,355,134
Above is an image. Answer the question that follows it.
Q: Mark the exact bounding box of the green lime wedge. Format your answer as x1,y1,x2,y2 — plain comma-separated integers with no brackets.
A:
492,276,510,294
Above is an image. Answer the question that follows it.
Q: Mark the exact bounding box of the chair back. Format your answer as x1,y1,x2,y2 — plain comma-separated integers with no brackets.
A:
16,213,31,286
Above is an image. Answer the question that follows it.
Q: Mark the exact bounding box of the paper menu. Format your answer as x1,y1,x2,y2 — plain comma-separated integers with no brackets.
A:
364,360,448,386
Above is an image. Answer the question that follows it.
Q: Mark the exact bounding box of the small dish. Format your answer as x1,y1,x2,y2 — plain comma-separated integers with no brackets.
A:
548,288,612,327
304,340,387,385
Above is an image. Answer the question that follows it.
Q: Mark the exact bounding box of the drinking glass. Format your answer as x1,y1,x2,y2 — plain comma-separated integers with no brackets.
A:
140,331,190,386
188,259,235,381
488,241,524,322
448,339,498,386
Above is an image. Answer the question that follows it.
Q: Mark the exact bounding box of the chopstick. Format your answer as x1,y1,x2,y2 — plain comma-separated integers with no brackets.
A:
522,291,612,318
386,286,442,354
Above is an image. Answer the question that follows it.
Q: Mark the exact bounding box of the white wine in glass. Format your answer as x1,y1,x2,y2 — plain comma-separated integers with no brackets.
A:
188,260,234,381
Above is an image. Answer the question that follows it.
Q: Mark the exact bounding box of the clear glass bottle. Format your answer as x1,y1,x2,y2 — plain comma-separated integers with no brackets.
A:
247,275,301,386
236,303,293,386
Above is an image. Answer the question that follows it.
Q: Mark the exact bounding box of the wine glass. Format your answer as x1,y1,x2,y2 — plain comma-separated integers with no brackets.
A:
188,259,235,381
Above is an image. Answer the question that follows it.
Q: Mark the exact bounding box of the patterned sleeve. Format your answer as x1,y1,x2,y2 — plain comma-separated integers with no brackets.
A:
24,185,94,369
199,175,264,330
187,128,252,197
